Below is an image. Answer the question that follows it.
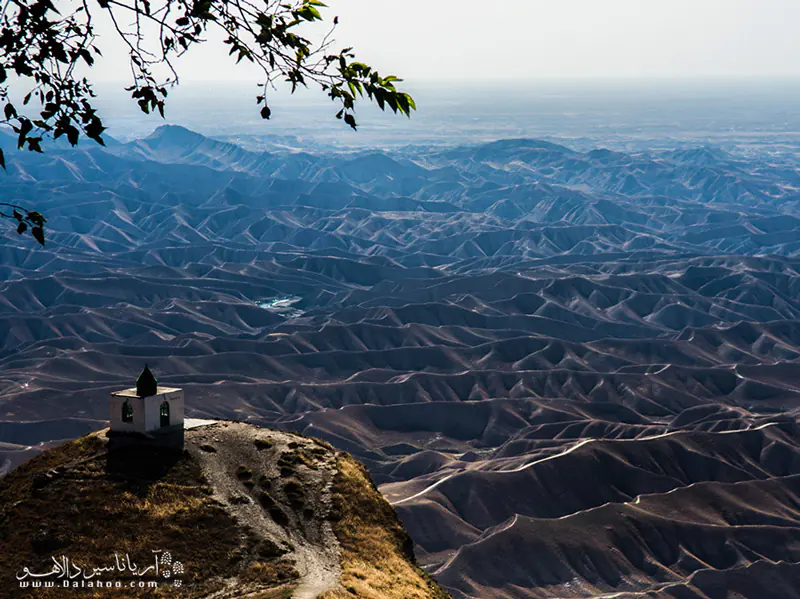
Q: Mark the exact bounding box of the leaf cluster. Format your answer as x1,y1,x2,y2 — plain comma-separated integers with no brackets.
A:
0,0,416,244
0,0,106,165
0,202,47,245
1,0,416,152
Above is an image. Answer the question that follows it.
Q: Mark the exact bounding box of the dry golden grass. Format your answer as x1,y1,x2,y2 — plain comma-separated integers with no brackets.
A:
0,432,297,599
321,455,451,599
1,429,445,599
119,482,208,518
242,559,298,585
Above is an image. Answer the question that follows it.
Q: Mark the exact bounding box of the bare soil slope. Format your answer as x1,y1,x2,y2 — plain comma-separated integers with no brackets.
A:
0,422,447,599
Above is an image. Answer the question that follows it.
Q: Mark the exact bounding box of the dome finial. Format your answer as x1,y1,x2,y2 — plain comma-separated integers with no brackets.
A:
136,364,158,397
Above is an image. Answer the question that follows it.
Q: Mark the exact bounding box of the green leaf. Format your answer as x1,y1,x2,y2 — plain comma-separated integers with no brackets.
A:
297,5,321,20
17,119,33,148
31,225,45,247
66,125,79,146
16,221,27,235
27,138,43,153
85,118,106,141
27,211,46,225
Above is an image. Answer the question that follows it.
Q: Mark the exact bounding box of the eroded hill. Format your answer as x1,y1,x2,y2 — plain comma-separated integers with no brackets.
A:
0,422,448,599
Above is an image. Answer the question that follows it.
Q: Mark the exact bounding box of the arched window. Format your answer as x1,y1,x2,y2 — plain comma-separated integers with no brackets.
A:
122,400,133,423
160,401,170,427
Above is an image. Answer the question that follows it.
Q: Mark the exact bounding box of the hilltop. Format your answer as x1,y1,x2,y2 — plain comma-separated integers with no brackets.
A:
0,422,449,599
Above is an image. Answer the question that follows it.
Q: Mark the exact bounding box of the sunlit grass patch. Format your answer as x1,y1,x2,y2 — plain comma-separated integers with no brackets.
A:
322,454,451,599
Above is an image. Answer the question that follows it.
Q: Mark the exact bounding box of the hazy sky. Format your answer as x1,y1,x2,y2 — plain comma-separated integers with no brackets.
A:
91,0,800,83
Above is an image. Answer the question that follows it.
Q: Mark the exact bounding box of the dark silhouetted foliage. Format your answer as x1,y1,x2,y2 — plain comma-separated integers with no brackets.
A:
0,0,416,245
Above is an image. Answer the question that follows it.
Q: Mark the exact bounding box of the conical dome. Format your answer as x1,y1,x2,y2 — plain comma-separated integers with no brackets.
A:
136,364,158,397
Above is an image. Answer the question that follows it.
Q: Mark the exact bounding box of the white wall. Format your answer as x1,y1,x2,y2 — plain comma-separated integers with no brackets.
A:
110,394,145,432
110,389,184,433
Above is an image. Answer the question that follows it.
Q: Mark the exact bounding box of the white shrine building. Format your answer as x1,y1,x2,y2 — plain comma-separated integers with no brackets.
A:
110,365,184,434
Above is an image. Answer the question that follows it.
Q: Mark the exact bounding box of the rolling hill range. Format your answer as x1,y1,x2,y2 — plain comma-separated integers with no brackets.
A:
2,126,800,598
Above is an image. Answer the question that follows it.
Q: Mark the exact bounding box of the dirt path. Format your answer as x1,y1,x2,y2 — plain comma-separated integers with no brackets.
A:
291,541,341,599
186,421,341,599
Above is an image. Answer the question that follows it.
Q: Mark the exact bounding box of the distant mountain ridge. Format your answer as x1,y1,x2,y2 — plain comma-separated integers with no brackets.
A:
2,127,800,598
